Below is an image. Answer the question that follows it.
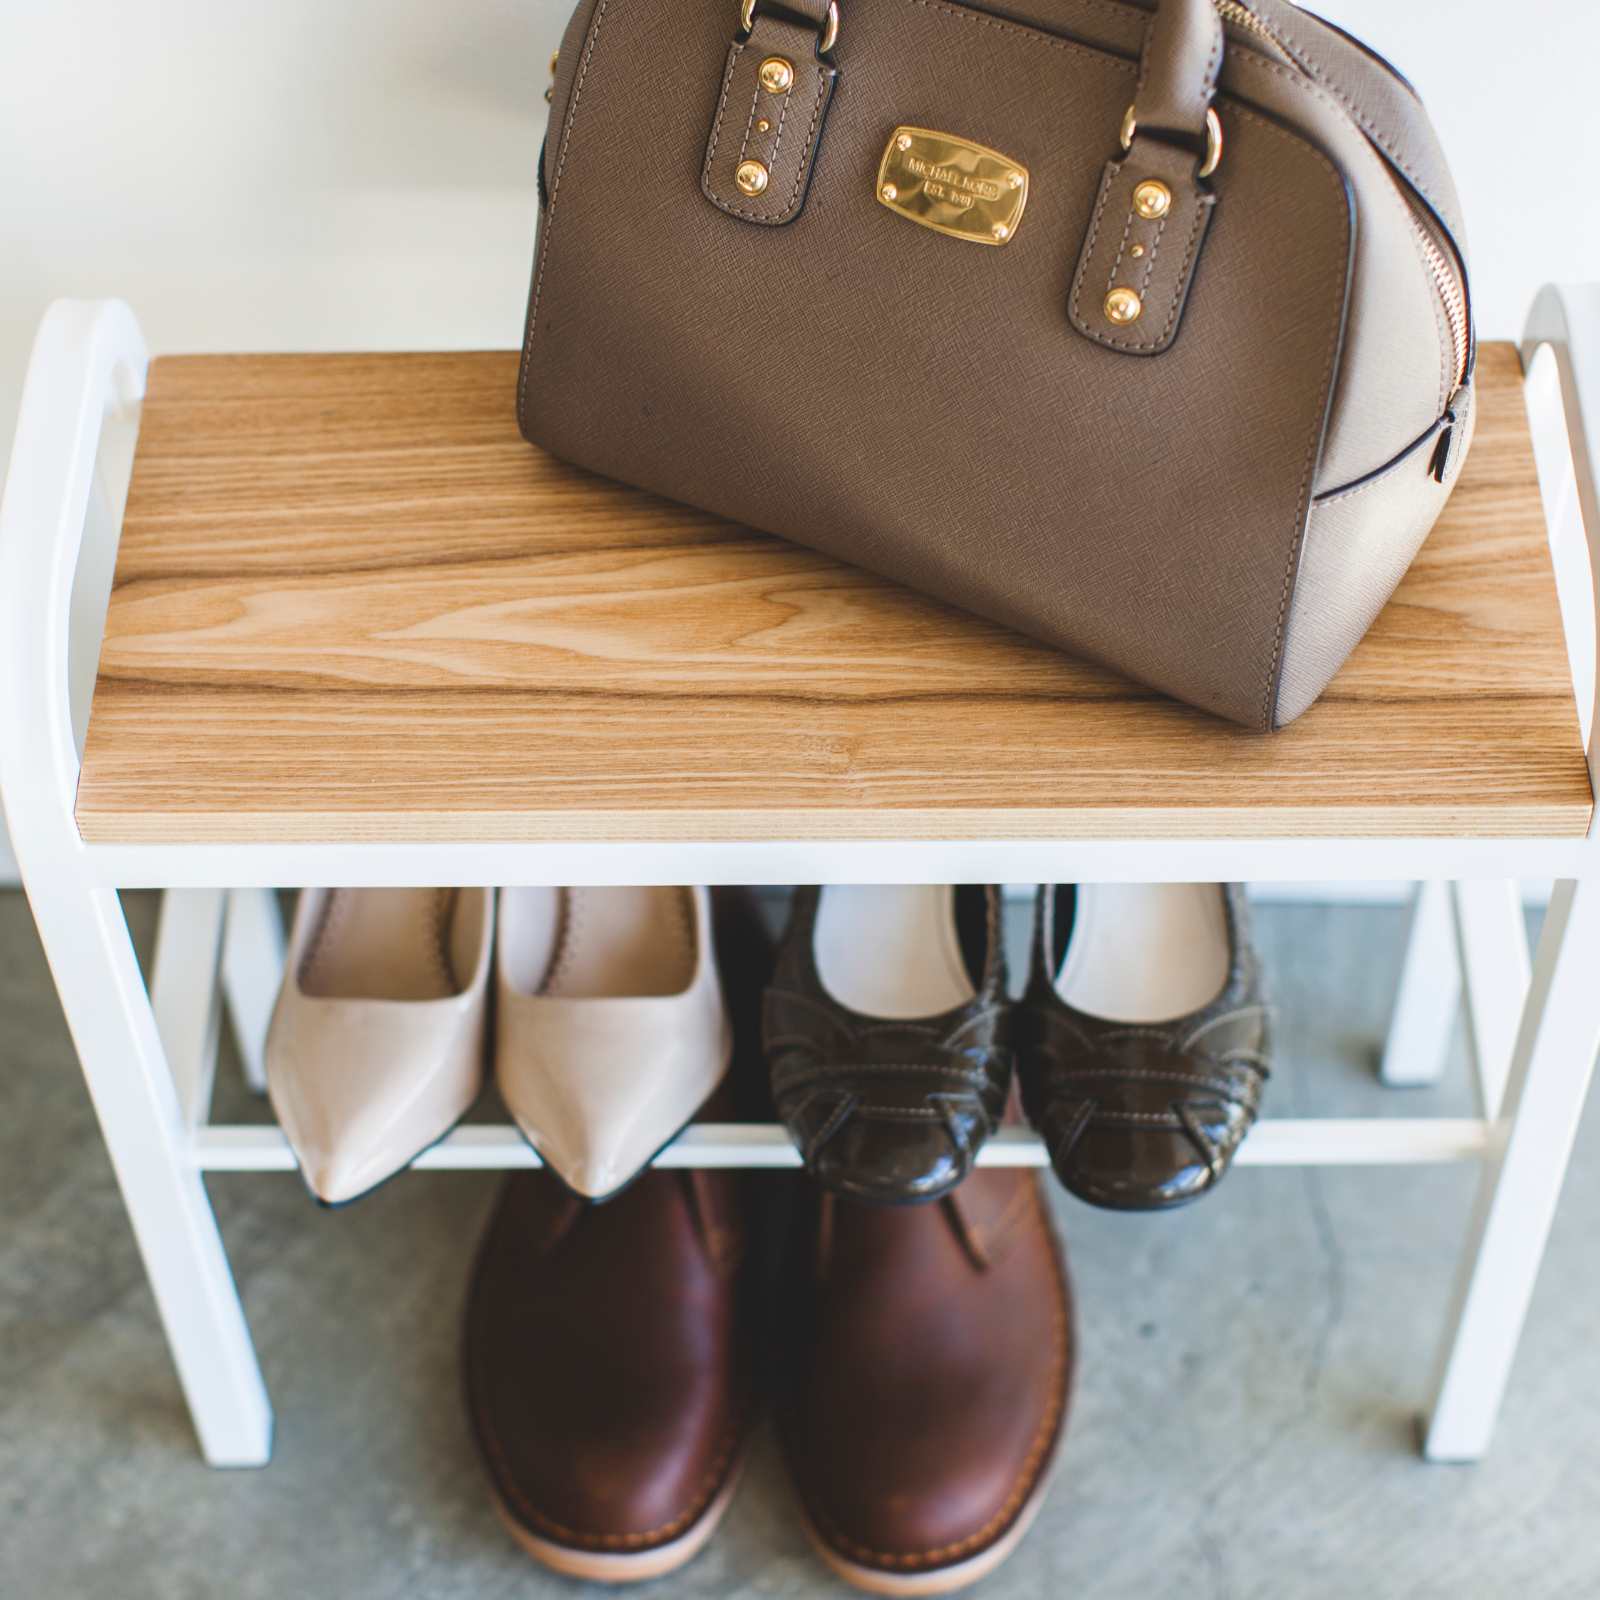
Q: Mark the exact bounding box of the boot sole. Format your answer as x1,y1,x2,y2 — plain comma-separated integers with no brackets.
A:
798,1456,1057,1597
489,1450,745,1584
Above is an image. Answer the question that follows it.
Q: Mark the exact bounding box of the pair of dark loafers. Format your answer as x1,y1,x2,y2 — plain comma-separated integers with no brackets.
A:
764,883,1271,1211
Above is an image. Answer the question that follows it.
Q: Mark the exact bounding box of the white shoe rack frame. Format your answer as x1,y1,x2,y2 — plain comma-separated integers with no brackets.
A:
3,289,1600,1470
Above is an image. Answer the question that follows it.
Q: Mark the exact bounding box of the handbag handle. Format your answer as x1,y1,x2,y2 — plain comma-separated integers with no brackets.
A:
715,0,1227,322
1131,0,1226,160
742,0,1224,164
1067,0,1226,355
765,0,1225,164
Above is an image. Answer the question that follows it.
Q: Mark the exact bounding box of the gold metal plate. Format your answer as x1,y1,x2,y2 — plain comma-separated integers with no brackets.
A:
875,127,1028,247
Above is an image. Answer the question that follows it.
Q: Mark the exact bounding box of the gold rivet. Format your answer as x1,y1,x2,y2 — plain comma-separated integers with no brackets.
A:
756,118,771,133
992,223,1009,241
881,183,898,202
896,133,912,151
1129,244,1145,258
1105,287,1143,324
758,56,794,93
736,160,769,196
1133,179,1172,220
1008,172,1024,190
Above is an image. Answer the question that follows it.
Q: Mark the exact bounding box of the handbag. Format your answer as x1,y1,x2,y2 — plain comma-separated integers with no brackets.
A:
517,0,1473,729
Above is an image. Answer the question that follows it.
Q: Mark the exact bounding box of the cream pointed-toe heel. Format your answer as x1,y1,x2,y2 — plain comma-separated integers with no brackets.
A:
266,887,492,1206
495,886,731,1201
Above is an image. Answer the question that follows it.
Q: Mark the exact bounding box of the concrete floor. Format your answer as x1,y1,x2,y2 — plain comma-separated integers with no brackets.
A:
2,889,1598,1599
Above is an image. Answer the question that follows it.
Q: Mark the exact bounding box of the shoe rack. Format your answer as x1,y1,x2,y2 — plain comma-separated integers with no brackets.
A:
3,290,1600,1471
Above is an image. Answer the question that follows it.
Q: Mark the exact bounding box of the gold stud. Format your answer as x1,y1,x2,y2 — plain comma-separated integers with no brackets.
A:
758,56,794,93
1008,171,1024,190
881,182,898,202
896,133,912,151
1130,244,1146,258
992,223,1009,241
1133,179,1172,220
1105,287,1143,324
756,118,771,132
736,160,769,196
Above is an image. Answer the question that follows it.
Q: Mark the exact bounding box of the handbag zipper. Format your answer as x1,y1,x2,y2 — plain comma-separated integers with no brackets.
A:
1213,0,1292,59
1212,0,1469,393
1409,207,1470,392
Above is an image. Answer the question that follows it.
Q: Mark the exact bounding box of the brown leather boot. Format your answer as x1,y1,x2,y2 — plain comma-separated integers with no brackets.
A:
462,1166,752,1582
777,1169,1074,1594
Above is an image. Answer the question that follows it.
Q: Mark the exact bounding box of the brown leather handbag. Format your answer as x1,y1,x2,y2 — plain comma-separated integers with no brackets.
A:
517,0,1473,729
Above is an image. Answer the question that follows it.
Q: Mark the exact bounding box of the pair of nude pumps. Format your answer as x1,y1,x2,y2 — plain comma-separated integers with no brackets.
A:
264,886,729,1206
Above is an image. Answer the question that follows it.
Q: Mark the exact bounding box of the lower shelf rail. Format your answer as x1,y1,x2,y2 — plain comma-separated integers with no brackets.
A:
189,1117,1496,1173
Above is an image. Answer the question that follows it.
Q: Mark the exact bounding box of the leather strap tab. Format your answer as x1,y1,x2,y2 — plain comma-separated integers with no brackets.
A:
702,14,836,227
1069,138,1216,357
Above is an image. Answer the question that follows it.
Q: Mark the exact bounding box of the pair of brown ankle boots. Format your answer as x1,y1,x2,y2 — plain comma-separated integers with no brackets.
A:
463,1160,1070,1593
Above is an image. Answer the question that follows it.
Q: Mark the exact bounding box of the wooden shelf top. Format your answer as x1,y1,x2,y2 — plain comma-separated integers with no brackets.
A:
76,343,1592,844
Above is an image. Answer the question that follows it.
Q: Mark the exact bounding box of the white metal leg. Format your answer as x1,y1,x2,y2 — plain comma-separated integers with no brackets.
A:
41,884,273,1465
222,887,285,1095
1424,877,1600,1460
153,889,228,1128
1381,878,1529,1116
1451,880,1532,1119
1423,286,1600,1460
0,303,272,1466
1524,283,1600,777
1380,880,1460,1086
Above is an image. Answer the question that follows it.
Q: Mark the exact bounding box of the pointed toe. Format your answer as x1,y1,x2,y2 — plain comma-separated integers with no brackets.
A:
518,1124,636,1203
294,1145,385,1209
264,887,492,1208
551,1161,620,1203
501,1070,714,1204
269,1042,482,1206
495,887,731,1201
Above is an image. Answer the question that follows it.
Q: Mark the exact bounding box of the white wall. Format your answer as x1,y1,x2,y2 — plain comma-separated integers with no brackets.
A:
1313,0,1600,331
2,1,1597,878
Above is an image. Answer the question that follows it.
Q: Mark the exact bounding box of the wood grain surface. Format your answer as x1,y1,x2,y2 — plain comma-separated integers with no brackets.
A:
75,343,1591,842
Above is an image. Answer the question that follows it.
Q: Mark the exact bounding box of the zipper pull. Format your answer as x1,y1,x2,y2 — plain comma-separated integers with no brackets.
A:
1428,386,1467,484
